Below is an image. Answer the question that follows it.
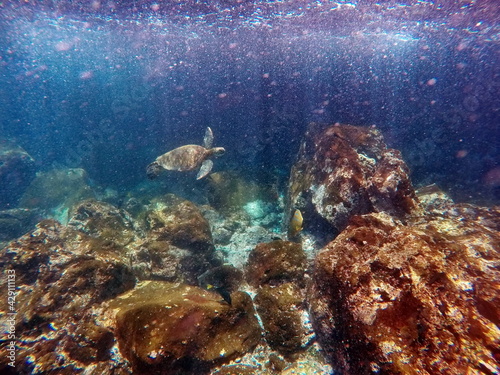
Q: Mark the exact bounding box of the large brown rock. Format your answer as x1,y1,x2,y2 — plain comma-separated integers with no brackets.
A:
69,199,142,246
246,240,311,357
0,219,135,373
246,240,307,288
145,194,214,252
254,283,311,355
134,194,221,284
310,208,500,374
105,281,261,374
287,123,419,240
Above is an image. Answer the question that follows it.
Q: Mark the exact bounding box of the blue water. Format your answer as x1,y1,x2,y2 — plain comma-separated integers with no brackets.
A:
0,0,499,204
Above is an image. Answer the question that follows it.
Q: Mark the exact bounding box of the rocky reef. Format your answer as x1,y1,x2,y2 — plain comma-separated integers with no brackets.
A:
133,194,222,284
1,123,498,375
310,207,499,374
246,240,307,288
286,123,419,243
0,219,135,374
0,192,294,374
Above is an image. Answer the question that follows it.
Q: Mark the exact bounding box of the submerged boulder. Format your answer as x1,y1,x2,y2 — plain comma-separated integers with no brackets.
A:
145,194,214,252
246,240,311,356
105,281,261,374
0,139,36,209
310,208,500,374
19,168,95,222
122,195,210,284
0,219,135,373
254,283,312,355
132,194,221,284
246,240,307,288
286,123,419,241
69,199,142,247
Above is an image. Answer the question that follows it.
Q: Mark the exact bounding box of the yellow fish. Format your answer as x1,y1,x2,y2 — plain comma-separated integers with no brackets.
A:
288,209,303,238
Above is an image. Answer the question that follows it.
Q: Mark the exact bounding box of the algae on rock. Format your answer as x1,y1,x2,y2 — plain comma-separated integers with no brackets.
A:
106,281,262,374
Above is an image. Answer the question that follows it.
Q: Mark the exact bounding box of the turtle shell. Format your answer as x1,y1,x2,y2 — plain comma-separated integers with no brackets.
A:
156,145,208,172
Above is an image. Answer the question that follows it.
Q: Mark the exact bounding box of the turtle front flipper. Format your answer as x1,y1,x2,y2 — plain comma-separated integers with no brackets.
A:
203,127,214,149
197,159,213,180
146,161,163,179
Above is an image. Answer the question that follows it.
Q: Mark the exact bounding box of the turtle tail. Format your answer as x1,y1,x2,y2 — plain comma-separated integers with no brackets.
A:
146,162,162,180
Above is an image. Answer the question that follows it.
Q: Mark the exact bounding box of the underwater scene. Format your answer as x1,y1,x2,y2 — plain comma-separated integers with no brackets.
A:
0,1,499,374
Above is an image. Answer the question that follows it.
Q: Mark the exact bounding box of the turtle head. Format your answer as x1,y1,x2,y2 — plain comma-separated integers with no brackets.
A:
211,147,226,158
146,162,162,180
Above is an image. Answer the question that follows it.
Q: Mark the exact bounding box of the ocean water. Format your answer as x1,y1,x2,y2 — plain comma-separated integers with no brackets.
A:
0,1,499,374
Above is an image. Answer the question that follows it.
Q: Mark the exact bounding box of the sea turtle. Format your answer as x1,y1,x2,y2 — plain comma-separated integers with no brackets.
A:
147,127,225,180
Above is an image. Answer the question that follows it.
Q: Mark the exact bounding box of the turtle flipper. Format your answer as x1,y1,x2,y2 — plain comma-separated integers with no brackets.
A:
203,127,214,149
197,159,213,180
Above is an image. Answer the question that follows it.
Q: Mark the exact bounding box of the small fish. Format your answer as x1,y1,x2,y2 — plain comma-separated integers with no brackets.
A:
288,208,303,239
207,284,232,305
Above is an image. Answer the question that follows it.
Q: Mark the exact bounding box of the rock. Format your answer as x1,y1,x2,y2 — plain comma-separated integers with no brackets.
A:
286,123,419,242
134,194,221,284
145,194,214,252
367,149,420,217
310,208,500,374
0,219,135,316
211,364,258,375
131,239,214,284
246,240,312,357
19,168,95,223
0,139,36,209
68,199,142,247
62,314,115,365
415,183,454,213
254,283,312,355
105,281,261,374
0,219,135,373
246,240,307,288
122,197,145,218
0,208,42,244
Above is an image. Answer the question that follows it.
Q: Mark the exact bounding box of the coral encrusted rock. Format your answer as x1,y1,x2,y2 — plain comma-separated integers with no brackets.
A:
105,281,261,374
246,240,307,288
133,194,221,284
0,219,135,373
246,240,311,356
286,123,419,241
254,283,312,355
69,199,142,246
145,194,214,252
310,209,500,374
